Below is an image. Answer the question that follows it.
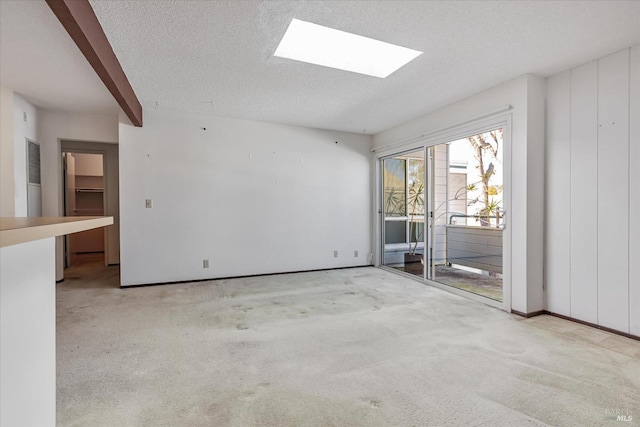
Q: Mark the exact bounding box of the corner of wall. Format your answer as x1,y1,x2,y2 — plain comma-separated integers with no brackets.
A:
12,93,39,217
0,86,15,216
525,74,547,313
118,108,134,127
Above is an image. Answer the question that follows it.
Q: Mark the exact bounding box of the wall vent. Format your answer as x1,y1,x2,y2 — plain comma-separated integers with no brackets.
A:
28,140,41,185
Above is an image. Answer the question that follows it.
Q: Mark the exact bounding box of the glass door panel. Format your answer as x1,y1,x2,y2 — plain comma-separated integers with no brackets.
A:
382,149,426,278
429,129,504,301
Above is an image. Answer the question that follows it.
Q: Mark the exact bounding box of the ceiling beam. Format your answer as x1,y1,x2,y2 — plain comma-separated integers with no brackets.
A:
45,0,143,127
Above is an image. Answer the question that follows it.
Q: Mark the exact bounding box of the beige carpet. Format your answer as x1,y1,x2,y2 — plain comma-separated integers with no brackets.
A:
57,259,640,426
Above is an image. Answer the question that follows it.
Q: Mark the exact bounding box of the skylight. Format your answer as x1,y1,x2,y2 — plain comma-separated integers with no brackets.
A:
273,19,422,78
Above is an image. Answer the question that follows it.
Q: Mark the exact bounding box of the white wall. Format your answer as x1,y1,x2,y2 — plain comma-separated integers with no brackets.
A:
119,110,372,286
373,74,546,315
0,238,56,427
0,86,14,216
630,45,640,337
525,76,546,314
38,111,118,280
72,152,104,177
546,45,639,336
13,93,38,217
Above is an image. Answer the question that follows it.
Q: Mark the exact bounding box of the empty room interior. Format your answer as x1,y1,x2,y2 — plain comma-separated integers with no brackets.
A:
0,0,639,426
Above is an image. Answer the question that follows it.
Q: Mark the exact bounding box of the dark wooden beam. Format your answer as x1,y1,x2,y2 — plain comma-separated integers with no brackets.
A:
45,0,143,127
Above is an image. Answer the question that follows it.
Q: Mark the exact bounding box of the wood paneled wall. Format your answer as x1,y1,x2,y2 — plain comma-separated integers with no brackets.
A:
545,46,639,335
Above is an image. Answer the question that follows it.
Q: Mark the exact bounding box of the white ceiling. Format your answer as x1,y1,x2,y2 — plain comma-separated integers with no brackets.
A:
2,1,639,134
0,0,117,114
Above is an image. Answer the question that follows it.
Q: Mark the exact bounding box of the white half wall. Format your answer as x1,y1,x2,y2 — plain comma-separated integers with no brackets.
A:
119,110,373,286
0,238,56,427
373,74,546,315
545,45,639,335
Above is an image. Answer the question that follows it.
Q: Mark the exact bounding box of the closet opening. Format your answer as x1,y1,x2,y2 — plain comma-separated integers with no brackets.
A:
62,152,106,268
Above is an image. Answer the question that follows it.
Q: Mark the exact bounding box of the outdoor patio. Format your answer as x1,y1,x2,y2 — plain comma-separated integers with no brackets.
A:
389,263,502,301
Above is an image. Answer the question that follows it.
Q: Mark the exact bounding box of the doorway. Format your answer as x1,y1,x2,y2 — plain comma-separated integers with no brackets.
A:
59,140,120,277
379,126,509,306
63,152,106,268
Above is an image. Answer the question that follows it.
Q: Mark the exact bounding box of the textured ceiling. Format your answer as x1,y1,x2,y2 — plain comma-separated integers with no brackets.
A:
88,0,639,134
2,1,639,134
0,0,117,114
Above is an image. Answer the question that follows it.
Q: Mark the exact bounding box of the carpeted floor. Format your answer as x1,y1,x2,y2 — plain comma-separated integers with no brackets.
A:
57,257,640,426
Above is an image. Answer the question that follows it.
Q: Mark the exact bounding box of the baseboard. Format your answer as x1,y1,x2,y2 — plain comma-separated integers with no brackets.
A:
120,264,374,289
511,309,545,318
545,312,639,341
511,309,639,341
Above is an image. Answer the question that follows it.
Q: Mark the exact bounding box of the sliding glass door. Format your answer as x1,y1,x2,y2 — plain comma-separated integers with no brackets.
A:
380,128,505,303
381,148,426,278
429,129,504,302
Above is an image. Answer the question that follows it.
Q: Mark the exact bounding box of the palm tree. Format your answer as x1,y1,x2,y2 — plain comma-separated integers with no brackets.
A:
467,130,502,226
407,182,424,255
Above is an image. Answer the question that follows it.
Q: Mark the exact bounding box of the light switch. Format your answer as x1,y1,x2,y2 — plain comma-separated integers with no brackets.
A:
145,199,152,209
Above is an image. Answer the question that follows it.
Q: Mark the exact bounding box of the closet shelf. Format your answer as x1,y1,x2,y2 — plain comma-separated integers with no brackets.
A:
75,188,104,193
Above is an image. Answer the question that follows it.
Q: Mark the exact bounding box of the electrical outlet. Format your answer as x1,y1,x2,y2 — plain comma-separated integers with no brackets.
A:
354,250,359,258
145,199,152,209
203,259,210,268
334,250,338,258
